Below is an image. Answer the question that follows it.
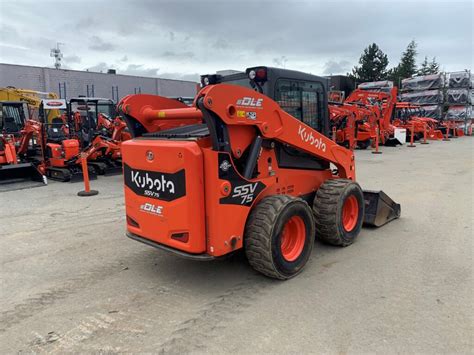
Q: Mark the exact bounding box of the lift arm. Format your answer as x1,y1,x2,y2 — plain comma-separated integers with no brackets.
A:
197,84,356,180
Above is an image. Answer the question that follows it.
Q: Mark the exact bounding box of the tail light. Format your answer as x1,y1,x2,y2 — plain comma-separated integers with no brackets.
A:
200,74,222,87
171,232,189,243
127,215,140,228
247,67,267,82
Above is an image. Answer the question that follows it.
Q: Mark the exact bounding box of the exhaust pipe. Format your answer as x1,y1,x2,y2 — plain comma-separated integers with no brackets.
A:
363,190,401,227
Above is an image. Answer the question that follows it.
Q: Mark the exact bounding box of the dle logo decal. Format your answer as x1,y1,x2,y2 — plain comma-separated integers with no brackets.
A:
124,164,185,201
140,203,163,216
232,183,258,205
236,97,263,108
298,125,327,152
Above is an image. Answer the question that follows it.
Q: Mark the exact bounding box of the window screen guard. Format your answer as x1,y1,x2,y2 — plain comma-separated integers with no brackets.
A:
275,79,323,131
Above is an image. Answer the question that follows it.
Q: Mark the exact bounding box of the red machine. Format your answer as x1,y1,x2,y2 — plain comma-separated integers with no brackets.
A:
345,87,400,146
393,102,444,140
66,97,131,175
0,102,45,185
119,67,400,279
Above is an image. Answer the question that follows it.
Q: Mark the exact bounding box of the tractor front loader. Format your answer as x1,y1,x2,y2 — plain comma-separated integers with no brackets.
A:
120,67,400,279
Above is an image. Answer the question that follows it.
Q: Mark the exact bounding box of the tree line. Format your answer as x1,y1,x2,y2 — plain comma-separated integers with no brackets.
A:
349,41,441,86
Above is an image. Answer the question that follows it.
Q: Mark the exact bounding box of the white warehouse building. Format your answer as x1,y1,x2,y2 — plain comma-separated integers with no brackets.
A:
0,63,198,101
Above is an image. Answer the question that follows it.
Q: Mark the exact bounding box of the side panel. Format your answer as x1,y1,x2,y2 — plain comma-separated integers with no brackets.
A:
122,139,206,254
202,149,270,257
202,149,332,257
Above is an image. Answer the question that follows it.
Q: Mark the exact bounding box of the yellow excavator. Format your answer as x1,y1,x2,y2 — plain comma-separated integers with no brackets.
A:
0,87,62,122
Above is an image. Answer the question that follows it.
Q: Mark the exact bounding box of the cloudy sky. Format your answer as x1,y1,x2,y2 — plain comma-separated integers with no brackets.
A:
0,0,472,82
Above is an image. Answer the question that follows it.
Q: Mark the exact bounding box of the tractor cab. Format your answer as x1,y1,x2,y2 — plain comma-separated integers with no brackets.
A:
67,98,116,145
200,67,330,137
0,101,30,135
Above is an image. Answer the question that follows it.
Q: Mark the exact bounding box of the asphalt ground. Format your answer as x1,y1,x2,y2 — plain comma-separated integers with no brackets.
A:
0,137,472,353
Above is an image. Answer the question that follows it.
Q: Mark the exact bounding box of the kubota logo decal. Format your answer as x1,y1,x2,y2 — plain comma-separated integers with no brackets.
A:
236,97,263,108
131,171,175,194
124,164,185,201
298,125,327,152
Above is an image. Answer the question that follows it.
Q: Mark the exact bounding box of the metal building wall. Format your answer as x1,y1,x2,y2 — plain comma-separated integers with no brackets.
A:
0,63,198,100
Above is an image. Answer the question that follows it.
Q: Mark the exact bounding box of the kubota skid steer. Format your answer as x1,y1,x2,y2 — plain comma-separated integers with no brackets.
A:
120,67,400,279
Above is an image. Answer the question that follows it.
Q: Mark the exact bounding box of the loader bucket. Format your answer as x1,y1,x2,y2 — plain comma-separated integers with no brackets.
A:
0,163,45,191
383,137,402,147
363,190,401,227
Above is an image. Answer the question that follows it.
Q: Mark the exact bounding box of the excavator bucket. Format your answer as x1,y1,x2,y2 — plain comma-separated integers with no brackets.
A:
363,190,401,227
0,162,46,191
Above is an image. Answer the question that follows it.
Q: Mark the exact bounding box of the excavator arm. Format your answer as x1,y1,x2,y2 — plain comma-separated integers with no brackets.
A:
16,119,44,155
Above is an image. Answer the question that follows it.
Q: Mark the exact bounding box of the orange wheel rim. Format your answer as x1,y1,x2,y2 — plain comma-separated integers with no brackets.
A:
280,216,306,262
342,195,359,232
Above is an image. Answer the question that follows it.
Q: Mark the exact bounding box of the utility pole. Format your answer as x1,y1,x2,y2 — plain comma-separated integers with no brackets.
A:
50,42,64,69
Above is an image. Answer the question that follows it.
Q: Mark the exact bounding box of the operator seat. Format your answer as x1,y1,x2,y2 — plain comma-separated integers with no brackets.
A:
47,117,66,142
3,116,19,134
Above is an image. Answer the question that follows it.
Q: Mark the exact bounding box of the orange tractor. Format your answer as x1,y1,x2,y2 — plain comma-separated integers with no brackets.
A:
328,87,402,150
119,66,400,279
0,101,46,186
393,102,444,140
66,97,129,175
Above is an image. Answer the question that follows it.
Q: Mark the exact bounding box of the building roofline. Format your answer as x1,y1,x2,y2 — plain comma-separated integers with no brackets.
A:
0,62,198,84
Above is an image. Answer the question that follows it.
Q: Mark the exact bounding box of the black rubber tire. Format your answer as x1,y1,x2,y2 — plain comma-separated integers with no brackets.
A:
244,195,315,280
357,139,371,150
313,179,364,247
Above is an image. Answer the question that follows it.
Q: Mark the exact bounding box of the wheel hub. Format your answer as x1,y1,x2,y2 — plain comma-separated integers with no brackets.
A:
280,215,305,262
342,195,359,232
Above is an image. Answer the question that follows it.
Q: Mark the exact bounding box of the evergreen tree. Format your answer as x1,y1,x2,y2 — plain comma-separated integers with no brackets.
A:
428,57,440,74
417,56,440,76
418,56,431,75
388,40,418,86
397,40,418,78
350,43,389,83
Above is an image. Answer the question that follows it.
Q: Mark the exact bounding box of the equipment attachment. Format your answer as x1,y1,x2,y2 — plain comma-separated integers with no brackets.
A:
363,190,401,227
0,163,45,191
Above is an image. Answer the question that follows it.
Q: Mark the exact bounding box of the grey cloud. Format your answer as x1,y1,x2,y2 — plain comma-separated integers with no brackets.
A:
89,36,116,52
323,60,351,75
273,56,289,68
213,39,228,49
85,62,110,73
75,17,98,31
161,51,195,60
0,0,472,75
64,55,81,64
158,72,200,82
122,64,160,77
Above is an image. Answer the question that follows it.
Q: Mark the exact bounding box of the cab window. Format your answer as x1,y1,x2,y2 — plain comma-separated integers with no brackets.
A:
275,79,324,131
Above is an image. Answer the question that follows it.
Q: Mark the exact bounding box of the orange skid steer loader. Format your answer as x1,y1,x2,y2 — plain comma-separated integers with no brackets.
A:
120,67,400,279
